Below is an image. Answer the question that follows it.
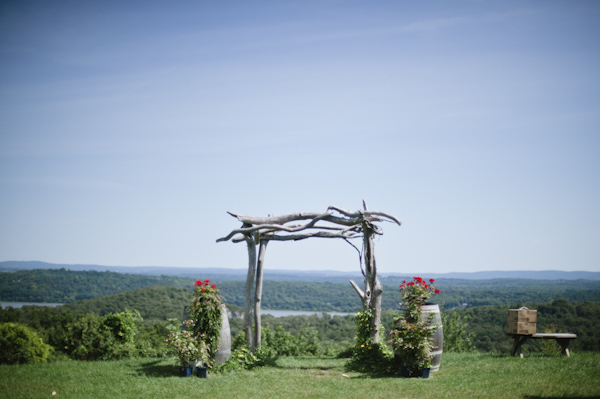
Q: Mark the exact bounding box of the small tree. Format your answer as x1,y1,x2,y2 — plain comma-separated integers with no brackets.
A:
442,311,476,353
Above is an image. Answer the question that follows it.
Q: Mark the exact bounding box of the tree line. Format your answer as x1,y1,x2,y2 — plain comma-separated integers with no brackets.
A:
3,269,600,312
2,286,599,362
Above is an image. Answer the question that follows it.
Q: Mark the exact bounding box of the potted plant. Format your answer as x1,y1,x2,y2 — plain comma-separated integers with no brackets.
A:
388,277,440,378
165,319,213,377
189,279,224,356
388,317,434,377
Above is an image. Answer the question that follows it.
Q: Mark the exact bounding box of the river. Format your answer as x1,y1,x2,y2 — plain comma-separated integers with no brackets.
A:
1,302,64,308
261,309,352,317
0,302,353,318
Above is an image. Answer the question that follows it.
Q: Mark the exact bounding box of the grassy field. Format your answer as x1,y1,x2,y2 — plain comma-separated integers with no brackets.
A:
1,353,600,399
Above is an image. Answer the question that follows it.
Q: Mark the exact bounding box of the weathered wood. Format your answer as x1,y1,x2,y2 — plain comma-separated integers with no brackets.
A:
243,233,256,350
349,279,365,303
217,203,401,353
508,333,577,357
253,239,268,352
361,219,383,344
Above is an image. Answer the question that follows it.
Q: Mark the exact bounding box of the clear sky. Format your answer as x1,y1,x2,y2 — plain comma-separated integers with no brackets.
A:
1,1,599,274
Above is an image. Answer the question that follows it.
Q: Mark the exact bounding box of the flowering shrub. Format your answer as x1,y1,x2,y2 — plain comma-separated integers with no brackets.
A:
388,318,434,370
389,277,441,374
165,319,212,368
399,277,440,322
189,279,223,355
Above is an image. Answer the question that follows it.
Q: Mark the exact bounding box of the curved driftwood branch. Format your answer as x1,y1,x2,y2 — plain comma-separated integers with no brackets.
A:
349,279,365,304
217,202,401,352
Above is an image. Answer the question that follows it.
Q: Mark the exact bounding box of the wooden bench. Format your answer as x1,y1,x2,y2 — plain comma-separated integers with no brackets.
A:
508,333,577,358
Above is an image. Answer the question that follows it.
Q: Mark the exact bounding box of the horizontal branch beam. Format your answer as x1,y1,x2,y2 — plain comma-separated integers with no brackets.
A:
217,205,401,244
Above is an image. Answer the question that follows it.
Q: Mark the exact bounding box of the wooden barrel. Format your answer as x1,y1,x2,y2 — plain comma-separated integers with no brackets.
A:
421,303,443,372
397,302,444,372
182,304,231,365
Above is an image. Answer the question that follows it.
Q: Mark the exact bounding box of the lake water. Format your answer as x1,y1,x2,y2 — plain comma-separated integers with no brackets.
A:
261,310,352,318
1,302,64,308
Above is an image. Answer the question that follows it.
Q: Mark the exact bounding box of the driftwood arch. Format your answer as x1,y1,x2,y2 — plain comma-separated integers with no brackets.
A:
217,202,401,352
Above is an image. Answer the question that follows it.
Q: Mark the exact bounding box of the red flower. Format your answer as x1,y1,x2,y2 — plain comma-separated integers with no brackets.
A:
194,280,202,286
429,279,435,283
211,284,216,289
435,289,441,295
204,279,210,283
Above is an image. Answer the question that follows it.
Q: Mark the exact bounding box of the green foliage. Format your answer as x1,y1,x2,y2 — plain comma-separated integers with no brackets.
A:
0,269,192,303
64,309,142,360
265,324,321,356
0,305,76,351
4,269,600,314
189,280,223,354
102,309,141,344
442,311,477,353
232,324,322,357
456,299,600,353
398,277,441,322
215,347,274,373
63,285,193,320
388,316,434,369
213,278,600,313
0,322,53,364
386,277,442,374
345,309,393,374
165,319,212,367
134,322,170,357
539,323,562,354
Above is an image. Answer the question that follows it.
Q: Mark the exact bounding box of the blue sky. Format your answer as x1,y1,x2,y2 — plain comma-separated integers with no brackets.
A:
1,1,599,274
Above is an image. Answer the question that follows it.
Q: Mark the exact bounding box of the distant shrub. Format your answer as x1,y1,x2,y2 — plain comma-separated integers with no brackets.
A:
64,309,142,360
0,322,53,364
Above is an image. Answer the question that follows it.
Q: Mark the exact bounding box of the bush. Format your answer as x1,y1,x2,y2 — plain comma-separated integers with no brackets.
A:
0,322,53,364
64,309,142,360
345,309,394,374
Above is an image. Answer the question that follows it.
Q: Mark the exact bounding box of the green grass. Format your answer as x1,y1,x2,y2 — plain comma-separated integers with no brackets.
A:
1,353,600,399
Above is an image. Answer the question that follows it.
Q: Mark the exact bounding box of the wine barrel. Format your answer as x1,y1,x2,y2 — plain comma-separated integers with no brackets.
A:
397,302,444,372
214,304,231,365
421,303,443,372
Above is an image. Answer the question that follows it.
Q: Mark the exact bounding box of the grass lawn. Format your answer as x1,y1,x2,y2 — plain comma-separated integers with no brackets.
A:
1,353,600,399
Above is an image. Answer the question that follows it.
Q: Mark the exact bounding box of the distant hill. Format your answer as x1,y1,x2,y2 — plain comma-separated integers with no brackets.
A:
3,268,600,312
1,260,598,281
62,285,193,320
0,268,193,303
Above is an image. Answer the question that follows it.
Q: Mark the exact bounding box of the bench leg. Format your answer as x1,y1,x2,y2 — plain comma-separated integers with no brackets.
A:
556,339,572,357
511,336,529,358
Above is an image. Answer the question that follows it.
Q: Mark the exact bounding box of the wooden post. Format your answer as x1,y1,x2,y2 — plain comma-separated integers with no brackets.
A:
252,240,269,353
253,239,268,352
362,220,382,345
243,232,257,350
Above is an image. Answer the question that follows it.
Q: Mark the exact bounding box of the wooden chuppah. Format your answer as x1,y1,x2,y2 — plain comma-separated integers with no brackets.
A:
217,202,400,352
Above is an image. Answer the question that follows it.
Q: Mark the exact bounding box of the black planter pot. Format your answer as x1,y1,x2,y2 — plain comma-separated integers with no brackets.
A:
196,366,208,378
401,366,431,378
